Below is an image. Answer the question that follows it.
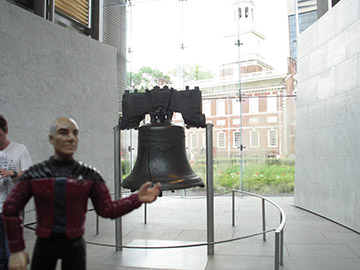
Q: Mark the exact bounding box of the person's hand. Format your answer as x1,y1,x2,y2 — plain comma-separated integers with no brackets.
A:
8,251,29,270
0,168,13,179
137,182,161,203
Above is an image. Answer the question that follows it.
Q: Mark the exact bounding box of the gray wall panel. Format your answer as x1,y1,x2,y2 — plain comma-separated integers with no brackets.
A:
0,0,118,188
295,0,360,232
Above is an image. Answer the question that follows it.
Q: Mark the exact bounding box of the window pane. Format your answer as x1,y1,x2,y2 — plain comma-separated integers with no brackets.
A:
233,99,240,115
218,132,226,148
203,100,211,116
268,130,278,147
249,97,259,113
191,133,198,148
234,131,241,148
267,96,277,112
217,100,225,115
250,130,259,147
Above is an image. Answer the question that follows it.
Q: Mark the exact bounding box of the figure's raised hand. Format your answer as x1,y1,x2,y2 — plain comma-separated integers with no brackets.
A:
8,251,29,270
137,182,161,203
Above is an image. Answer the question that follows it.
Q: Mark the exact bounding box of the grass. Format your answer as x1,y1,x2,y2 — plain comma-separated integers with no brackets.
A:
192,158,295,195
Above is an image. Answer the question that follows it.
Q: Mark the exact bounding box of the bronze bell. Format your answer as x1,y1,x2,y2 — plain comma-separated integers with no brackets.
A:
122,123,205,192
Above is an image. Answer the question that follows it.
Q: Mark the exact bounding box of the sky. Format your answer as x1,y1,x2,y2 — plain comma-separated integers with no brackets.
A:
125,0,290,75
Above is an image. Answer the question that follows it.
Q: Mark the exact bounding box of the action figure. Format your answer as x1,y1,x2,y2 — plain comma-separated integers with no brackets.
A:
2,117,161,270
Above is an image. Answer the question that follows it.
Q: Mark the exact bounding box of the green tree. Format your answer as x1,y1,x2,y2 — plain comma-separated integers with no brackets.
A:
127,66,171,92
169,65,214,82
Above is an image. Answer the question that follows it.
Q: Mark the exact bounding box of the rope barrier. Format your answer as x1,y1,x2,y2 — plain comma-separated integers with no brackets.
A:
85,229,275,249
162,191,231,199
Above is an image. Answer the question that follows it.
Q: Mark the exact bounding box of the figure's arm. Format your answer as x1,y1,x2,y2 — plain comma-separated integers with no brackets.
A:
90,181,161,219
2,179,32,253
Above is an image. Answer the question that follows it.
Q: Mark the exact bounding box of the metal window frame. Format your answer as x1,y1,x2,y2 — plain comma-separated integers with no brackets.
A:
33,0,100,39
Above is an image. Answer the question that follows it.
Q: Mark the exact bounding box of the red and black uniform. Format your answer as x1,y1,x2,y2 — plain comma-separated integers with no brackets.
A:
2,157,142,270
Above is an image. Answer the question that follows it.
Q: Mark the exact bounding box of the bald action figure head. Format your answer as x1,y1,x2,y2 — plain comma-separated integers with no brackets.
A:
49,117,79,160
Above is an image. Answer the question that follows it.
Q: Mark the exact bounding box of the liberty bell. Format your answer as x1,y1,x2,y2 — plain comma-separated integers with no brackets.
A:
119,86,206,192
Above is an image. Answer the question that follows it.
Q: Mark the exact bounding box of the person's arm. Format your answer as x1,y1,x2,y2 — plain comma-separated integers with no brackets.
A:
0,169,26,180
15,145,33,181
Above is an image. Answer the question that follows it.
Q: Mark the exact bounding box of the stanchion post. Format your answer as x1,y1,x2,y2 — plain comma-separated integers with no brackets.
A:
232,190,235,226
144,203,147,224
280,215,284,265
274,231,280,270
206,123,214,255
96,214,99,235
262,198,266,241
114,125,122,251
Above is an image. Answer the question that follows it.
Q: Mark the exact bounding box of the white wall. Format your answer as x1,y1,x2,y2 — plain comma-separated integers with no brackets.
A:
0,0,118,188
295,0,360,232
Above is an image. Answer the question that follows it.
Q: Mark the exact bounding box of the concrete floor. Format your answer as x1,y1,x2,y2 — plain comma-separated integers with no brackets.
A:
23,195,360,270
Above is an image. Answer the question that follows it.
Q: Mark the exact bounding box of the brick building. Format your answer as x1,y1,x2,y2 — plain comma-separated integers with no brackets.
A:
174,62,296,160
172,0,296,160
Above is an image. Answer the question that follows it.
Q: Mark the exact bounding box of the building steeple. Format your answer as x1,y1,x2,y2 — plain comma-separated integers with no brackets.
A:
221,0,272,75
236,0,255,30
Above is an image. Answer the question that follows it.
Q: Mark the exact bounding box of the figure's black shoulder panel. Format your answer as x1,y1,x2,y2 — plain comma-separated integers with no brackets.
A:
24,161,52,180
71,161,105,182
19,159,105,183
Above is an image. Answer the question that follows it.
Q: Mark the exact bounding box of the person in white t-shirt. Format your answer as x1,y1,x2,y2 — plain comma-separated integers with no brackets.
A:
0,115,32,270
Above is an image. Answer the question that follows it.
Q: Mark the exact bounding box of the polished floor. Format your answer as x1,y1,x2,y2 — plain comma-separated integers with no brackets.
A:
22,194,360,270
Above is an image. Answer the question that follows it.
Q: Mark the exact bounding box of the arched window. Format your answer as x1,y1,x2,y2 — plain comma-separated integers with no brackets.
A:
252,8,254,20
245,7,249,18
238,7,242,18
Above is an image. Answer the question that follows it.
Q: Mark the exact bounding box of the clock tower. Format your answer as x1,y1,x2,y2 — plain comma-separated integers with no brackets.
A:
222,0,272,75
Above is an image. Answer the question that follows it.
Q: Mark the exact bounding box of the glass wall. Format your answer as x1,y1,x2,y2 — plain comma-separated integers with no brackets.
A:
123,0,296,196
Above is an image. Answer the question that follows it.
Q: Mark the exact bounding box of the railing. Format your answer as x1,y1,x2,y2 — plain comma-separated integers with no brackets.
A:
231,189,286,270
85,190,286,270
24,190,286,270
